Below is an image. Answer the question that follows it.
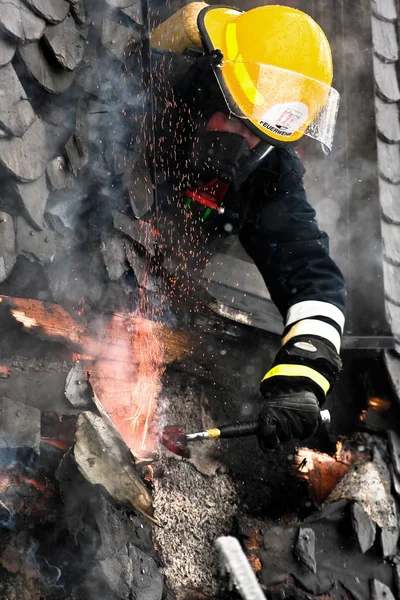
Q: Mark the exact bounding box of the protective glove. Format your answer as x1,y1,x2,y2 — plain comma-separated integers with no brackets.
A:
258,333,342,451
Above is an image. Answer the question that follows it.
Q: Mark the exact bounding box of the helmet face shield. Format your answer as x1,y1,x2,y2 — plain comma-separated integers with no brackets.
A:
212,61,340,153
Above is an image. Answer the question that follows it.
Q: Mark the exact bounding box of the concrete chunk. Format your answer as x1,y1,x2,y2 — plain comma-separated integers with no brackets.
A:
0,396,41,455
294,527,316,573
65,361,92,408
44,15,85,71
0,0,45,42
0,32,16,67
351,501,377,553
47,156,75,190
0,212,16,283
101,233,127,280
25,0,69,24
381,523,399,558
0,63,36,137
0,117,48,182
19,41,75,93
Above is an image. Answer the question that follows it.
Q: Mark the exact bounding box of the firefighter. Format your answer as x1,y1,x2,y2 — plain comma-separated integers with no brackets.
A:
150,3,346,450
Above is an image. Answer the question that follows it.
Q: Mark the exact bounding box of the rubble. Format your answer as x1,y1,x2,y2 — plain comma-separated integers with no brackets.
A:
24,0,70,24
101,232,127,280
0,396,41,455
351,501,377,553
73,410,155,521
380,523,399,558
327,460,397,530
64,361,92,408
294,527,316,573
69,0,86,25
44,15,86,70
0,0,45,42
46,155,75,190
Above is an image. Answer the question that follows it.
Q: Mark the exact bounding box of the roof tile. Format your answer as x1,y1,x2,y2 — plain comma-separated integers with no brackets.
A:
377,139,400,184
373,56,400,102
376,98,400,143
383,261,400,305
371,16,399,62
382,220,400,263
372,0,397,22
380,179,400,223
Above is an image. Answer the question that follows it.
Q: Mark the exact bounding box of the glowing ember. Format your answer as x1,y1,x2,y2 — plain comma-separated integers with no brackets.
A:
247,554,262,574
89,314,165,459
293,446,351,504
11,310,37,328
0,365,10,379
41,438,72,451
0,474,11,494
368,396,392,412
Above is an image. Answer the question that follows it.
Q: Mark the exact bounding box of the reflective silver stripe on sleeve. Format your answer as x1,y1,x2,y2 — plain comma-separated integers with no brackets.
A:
286,301,345,333
282,319,341,353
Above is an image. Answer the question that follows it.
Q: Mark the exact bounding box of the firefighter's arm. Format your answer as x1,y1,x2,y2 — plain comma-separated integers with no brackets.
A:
239,149,346,449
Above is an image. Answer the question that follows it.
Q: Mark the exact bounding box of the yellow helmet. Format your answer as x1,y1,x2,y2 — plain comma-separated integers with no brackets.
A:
198,5,340,152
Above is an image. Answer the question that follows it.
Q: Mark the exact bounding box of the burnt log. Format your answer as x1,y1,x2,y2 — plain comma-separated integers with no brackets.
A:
1,295,190,363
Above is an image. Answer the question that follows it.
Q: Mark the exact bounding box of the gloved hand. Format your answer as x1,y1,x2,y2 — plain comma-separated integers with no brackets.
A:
258,333,342,451
258,382,320,451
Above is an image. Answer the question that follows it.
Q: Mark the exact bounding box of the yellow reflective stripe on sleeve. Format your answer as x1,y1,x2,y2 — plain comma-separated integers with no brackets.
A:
262,364,330,395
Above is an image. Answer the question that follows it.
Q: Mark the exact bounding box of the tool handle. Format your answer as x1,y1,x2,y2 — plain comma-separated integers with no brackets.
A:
219,421,259,438
219,409,330,439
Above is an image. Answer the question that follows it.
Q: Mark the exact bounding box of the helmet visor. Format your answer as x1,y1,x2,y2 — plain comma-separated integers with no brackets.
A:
212,60,340,152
